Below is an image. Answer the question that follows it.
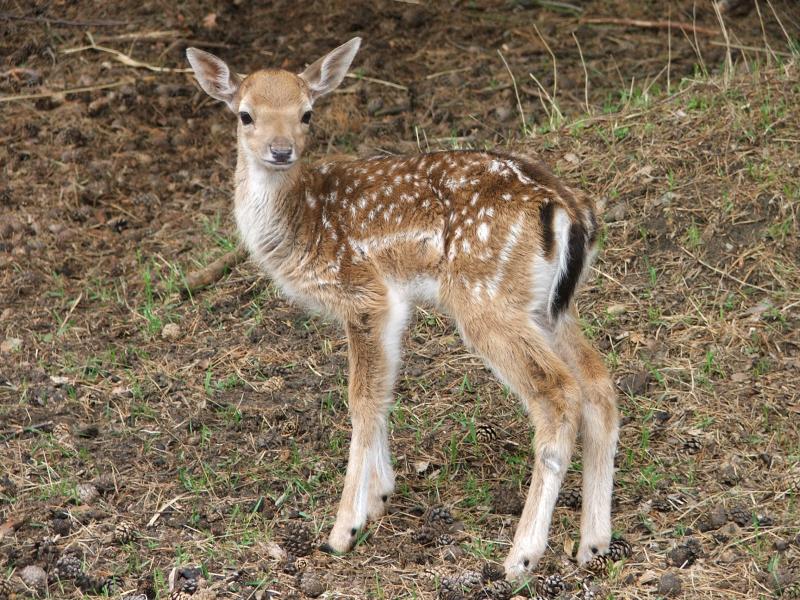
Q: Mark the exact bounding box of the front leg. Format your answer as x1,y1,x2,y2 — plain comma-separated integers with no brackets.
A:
327,299,408,552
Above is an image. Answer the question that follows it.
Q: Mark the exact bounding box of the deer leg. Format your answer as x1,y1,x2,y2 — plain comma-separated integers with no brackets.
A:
559,327,619,564
456,313,580,580
327,296,408,552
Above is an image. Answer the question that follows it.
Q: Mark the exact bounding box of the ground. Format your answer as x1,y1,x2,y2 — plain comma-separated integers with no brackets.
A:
1,1,799,599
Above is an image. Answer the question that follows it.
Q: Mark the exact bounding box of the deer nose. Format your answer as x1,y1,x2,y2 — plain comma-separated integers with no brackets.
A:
269,139,293,163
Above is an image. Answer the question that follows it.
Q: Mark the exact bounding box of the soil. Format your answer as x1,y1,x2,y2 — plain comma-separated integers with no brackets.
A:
1,1,800,599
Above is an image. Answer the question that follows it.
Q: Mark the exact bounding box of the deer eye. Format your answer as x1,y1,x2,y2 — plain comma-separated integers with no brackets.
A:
239,111,253,125
301,110,312,124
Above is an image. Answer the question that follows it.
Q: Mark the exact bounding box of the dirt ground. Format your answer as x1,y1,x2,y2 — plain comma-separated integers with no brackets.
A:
1,1,799,599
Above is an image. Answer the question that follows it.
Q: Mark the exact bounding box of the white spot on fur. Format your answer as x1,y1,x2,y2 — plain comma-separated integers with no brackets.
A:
477,222,490,242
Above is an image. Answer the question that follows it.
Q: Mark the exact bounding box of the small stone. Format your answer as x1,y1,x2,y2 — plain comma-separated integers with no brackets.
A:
717,462,739,485
618,370,651,397
20,565,47,590
494,105,512,121
605,202,627,222
0,337,22,353
657,572,682,596
710,504,728,528
76,482,99,504
606,303,627,316
774,539,789,552
161,323,181,341
366,98,383,115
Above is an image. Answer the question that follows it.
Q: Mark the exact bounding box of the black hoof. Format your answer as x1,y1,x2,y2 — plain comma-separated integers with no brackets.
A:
350,527,358,536
381,495,388,502
319,542,336,554
523,558,530,568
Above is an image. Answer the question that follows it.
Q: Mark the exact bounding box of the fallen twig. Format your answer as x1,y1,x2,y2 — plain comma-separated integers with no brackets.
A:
580,17,719,37
345,72,407,91
61,33,192,73
0,78,132,103
181,248,246,298
0,421,54,441
0,12,127,27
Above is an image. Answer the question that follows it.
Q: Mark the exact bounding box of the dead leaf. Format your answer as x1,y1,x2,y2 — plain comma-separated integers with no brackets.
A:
639,569,659,584
0,513,29,538
563,536,576,558
202,12,218,29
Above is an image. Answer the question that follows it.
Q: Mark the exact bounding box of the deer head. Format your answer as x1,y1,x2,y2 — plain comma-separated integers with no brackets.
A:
186,37,361,170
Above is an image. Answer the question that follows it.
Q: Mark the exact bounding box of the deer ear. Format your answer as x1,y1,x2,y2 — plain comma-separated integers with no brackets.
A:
299,37,361,103
186,47,240,110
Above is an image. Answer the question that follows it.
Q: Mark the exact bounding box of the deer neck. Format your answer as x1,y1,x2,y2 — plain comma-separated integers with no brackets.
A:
233,145,308,273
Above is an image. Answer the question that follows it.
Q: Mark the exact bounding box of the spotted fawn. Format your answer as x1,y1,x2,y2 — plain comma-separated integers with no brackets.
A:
186,37,618,580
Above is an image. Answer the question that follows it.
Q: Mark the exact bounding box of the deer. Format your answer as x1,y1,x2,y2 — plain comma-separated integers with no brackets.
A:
185,37,619,581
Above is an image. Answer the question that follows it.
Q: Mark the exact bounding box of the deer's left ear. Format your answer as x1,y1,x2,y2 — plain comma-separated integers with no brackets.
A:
299,37,361,104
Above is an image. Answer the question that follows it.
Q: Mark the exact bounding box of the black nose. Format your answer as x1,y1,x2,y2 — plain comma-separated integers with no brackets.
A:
270,146,292,163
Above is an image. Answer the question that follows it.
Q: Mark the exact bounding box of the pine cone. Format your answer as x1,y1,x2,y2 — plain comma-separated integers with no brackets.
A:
492,485,523,516
0,578,11,600
426,506,455,526
34,536,59,568
192,590,217,600
683,437,702,454
482,579,513,600
437,533,455,546
424,565,451,584
728,506,752,527
584,553,612,575
53,552,83,580
457,569,482,590
535,573,565,598
651,496,673,512
666,538,702,568
481,562,505,582
52,516,71,536
170,591,192,600
439,589,466,600
76,572,114,594
180,577,198,594
558,488,582,509
782,582,800,599
608,538,633,561
114,520,137,544
413,525,438,546
476,423,497,443
283,556,300,575
280,522,314,557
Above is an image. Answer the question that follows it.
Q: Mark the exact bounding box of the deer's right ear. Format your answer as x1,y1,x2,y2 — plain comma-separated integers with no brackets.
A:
186,48,240,110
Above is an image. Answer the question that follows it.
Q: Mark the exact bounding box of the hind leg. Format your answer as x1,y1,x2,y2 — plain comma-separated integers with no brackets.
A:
455,310,581,580
555,319,619,564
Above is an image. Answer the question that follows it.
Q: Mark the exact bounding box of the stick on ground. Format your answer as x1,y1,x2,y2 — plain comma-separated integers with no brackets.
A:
580,17,720,37
181,249,246,298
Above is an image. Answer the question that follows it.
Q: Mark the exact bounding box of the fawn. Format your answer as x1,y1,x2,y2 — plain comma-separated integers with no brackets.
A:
186,37,618,580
